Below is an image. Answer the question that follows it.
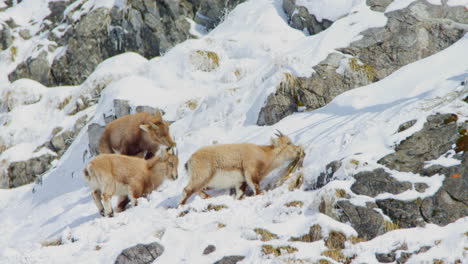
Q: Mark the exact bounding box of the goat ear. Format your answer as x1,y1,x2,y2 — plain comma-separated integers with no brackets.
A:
154,110,162,119
271,137,278,146
139,124,150,132
159,148,168,158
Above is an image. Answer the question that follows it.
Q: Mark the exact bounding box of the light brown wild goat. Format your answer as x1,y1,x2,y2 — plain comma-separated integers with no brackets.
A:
99,111,175,159
84,149,179,217
179,131,304,205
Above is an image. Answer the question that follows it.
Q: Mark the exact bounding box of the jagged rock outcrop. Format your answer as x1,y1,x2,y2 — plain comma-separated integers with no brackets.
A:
340,1,468,81
282,0,333,35
114,242,164,264
8,0,246,86
257,53,373,125
258,0,467,125
316,113,467,238
378,113,460,173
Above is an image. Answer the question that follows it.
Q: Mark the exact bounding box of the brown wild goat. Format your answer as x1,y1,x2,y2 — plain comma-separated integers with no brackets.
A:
84,149,179,217
179,131,304,205
99,111,175,158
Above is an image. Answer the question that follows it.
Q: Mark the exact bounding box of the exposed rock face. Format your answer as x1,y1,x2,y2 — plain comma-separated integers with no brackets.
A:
376,199,425,228
340,1,467,81
0,23,13,50
350,168,412,197
213,256,246,264
194,0,246,30
335,201,385,240
8,0,247,86
258,1,467,125
2,153,55,188
282,0,333,35
114,242,164,264
378,113,459,173
307,159,342,190
9,51,53,86
366,0,392,12
257,53,373,125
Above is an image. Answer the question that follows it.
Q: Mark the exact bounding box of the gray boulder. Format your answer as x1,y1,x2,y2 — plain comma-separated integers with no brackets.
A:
1,153,55,188
378,113,459,173
8,51,54,86
335,201,385,240
87,123,105,157
114,242,164,264
396,119,417,133
283,0,333,35
351,168,412,197
203,245,216,255
307,159,342,190
376,199,425,228
366,0,392,12
0,23,13,50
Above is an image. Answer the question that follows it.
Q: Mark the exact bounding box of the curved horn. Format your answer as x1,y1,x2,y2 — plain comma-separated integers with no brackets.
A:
275,129,285,137
150,122,158,130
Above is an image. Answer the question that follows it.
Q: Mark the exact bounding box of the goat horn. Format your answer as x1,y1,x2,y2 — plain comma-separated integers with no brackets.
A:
275,130,285,137
150,123,158,129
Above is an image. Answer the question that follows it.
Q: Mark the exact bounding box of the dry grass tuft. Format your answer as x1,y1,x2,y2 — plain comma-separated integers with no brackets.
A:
41,237,62,247
348,236,366,244
349,57,376,82
325,231,346,249
57,96,72,110
290,225,322,243
205,204,228,211
190,50,220,72
254,228,279,241
261,245,298,256
185,99,198,110
383,221,400,232
321,249,346,263
284,201,304,208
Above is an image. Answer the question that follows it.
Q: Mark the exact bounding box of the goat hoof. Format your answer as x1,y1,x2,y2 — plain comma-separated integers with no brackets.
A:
99,210,105,216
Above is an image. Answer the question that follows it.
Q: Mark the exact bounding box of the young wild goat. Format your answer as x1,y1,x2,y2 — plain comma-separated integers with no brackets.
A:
179,131,304,205
98,111,175,159
84,149,178,217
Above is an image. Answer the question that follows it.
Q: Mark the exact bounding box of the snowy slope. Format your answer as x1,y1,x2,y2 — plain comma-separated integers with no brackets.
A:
1,0,467,263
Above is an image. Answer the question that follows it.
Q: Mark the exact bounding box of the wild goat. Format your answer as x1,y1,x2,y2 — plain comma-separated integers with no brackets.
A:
98,111,175,159
179,131,304,205
84,149,179,217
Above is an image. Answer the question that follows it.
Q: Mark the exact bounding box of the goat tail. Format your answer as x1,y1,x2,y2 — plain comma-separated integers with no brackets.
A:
83,166,91,181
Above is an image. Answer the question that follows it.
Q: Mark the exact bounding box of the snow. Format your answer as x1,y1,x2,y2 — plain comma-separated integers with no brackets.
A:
0,0,467,263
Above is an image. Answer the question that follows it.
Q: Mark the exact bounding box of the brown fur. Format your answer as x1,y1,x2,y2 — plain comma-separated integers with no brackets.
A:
179,135,303,205
84,149,178,217
98,112,175,158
